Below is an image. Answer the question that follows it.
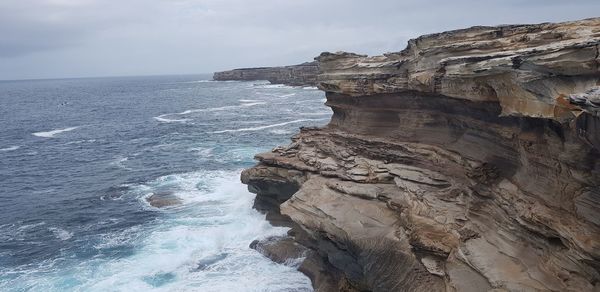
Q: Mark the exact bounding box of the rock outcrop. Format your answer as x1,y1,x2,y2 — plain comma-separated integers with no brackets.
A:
242,18,600,291
145,192,182,208
213,62,319,86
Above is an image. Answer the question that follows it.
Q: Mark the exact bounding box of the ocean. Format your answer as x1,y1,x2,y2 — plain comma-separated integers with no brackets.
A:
0,75,330,291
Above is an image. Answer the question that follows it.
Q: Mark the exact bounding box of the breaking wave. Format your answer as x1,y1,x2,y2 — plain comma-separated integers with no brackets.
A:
154,102,267,123
154,116,191,123
2,171,311,291
210,118,329,133
0,146,20,152
32,127,79,138
48,227,73,241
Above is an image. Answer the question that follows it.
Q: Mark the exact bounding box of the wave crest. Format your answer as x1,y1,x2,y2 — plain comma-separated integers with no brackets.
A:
0,146,20,152
33,127,79,138
210,118,328,134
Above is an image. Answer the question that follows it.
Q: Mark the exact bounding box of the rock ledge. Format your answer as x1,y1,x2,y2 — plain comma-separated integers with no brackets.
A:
243,18,600,292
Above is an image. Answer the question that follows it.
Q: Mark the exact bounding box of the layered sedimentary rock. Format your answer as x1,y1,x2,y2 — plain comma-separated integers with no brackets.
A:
242,18,600,291
213,62,318,86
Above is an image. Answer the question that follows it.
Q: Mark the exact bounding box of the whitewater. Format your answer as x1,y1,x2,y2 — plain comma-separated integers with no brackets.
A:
0,76,330,291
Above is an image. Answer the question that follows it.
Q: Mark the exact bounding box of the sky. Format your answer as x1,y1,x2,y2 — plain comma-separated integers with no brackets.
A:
0,0,599,80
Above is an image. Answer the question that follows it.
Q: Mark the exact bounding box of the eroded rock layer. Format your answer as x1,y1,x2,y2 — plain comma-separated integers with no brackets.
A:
242,18,600,292
213,61,318,86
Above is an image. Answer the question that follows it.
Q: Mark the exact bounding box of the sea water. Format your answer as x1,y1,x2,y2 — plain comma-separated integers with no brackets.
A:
0,75,329,291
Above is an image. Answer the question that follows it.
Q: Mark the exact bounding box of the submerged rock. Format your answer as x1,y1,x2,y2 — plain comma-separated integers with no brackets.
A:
142,272,176,287
145,192,182,208
242,18,600,292
195,253,228,271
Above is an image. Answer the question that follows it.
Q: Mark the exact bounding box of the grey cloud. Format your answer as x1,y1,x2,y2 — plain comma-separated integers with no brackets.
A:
0,0,599,80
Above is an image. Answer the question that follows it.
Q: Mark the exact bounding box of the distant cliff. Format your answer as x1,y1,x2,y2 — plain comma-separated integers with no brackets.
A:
213,62,319,86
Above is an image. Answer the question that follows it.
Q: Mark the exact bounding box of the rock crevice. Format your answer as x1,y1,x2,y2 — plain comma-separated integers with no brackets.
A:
242,18,600,292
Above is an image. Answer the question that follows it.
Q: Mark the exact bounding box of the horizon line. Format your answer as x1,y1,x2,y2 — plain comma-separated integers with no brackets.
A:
0,72,214,83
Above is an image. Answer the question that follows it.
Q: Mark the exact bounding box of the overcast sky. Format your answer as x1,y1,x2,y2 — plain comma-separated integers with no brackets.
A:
0,0,598,80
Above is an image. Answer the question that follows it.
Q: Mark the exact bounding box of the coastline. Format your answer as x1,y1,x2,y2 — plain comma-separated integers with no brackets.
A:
213,62,319,86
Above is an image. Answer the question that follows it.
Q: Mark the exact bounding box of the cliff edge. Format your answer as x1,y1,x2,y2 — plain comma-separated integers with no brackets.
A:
243,18,600,291
213,62,319,86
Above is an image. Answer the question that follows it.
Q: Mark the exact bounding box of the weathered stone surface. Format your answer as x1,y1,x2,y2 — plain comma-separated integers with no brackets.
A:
316,18,600,121
250,236,308,266
213,61,319,86
242,18,600,292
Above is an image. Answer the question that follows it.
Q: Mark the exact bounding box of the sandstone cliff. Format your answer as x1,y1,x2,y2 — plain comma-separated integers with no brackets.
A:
213,61,318,86
242,18,600,291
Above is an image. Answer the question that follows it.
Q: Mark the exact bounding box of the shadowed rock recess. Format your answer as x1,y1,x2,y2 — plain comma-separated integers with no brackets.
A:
242,18,600,292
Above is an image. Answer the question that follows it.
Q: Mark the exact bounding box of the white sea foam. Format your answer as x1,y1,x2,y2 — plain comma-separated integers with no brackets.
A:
253,92,296,99
0,145,20,152
268,129,292,135
210,118,329,134
154,102,266,123
14,170,312,291
32,127,79,138
284,255,307,268
253,83,296,89
168,80,241,85
100,194,124,201
117,157,128,163
176,80,213,84
94,226,142,250
153,116,192,123
110,156,132,170
64,139,97,145
297,111,332,116
289,98,326,105
302,86,318,90
238,99,260,103
17,222,46,231
48,227,73,241
200,102,266,112
239,120,269,124
188,147,214,158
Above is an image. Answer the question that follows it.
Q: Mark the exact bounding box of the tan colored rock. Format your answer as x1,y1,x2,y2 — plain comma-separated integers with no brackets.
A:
213,62,319,86
242,18,600,292
317,18,600,120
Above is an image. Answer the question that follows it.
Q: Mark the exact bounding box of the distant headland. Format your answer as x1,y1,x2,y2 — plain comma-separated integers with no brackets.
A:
213,61,318,86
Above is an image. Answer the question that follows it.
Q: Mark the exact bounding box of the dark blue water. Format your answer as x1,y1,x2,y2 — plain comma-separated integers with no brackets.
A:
0,75,329,291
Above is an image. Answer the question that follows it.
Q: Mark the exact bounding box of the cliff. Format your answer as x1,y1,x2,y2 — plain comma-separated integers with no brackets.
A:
213,61,319,86
242,18,600,291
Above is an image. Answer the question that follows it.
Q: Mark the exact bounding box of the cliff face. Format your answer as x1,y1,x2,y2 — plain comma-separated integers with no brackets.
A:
213,62,319,86
242,18,600,292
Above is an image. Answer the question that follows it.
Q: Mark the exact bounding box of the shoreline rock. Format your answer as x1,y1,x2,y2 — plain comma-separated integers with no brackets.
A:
243,18,600,291
145,192,182,208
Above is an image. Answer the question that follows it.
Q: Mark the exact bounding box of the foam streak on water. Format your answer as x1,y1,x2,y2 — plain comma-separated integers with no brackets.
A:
0,146,20,152
211,118,329,133
32,127,79,138
154,101,267,123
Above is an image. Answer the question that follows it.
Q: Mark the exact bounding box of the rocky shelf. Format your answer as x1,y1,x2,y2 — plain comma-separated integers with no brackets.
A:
242,18,600,291
213,61,319,86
